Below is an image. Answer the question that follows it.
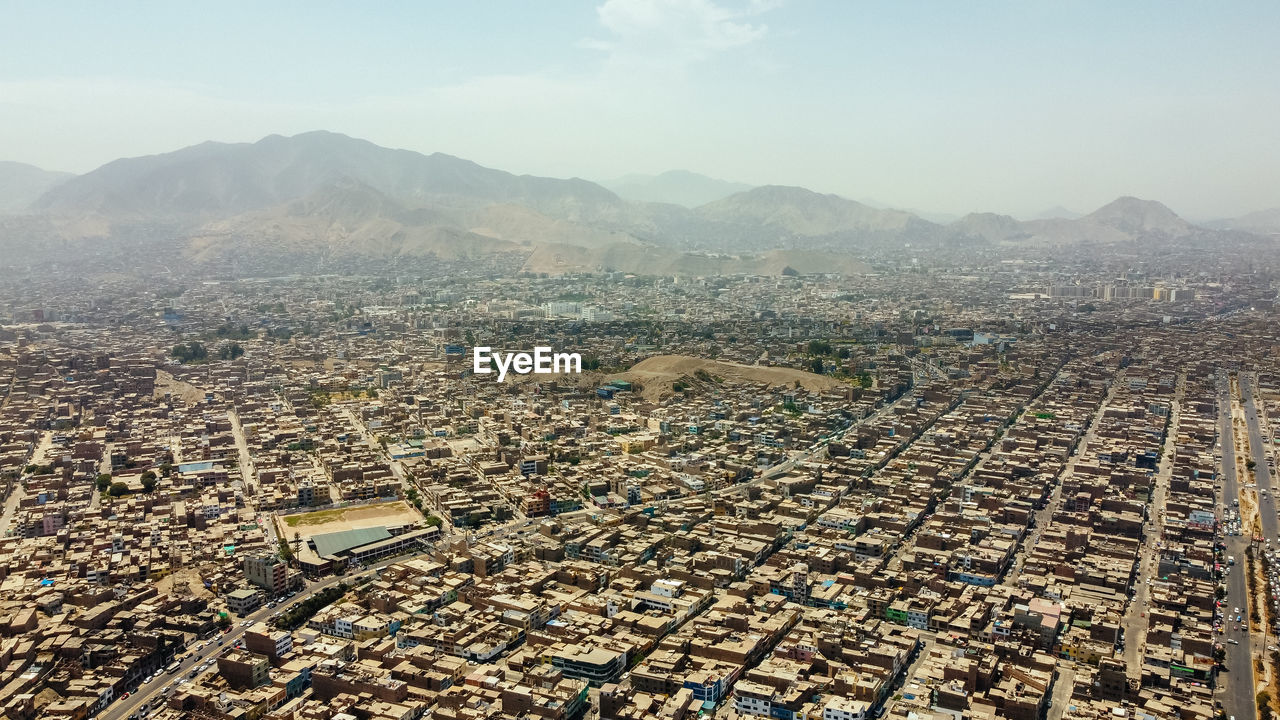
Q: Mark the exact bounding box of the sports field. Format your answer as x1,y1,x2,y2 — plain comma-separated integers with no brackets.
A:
278,500,422,539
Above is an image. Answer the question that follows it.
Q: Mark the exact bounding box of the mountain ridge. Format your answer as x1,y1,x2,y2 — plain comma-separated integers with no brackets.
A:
602,170,752,208
0,161,73,214
4,131,1265,276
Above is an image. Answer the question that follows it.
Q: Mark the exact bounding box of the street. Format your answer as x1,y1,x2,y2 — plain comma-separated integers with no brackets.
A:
1121,375,1182,676
97,553,408,720
1218,375,1257,720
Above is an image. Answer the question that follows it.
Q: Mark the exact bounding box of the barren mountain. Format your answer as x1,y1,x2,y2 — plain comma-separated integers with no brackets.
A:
1205,208,1280,235
945,196,1203,246
948,212,1028,243
0,161,73,214
1026,205,1083,220
603,170,752,208
697,185,928,235
3,131,1264,277
34,131,628,225
1081,196,1193,236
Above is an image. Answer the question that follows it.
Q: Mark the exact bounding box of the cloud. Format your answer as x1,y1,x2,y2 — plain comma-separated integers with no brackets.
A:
586,0,779,68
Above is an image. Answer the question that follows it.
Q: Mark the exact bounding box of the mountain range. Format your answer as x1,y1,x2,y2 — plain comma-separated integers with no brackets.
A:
601,170,752,208
0,161,72,214
1,131,1276,275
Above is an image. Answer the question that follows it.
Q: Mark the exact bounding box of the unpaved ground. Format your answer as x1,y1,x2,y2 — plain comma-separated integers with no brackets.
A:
154,369,205,404
279,500,422,539
155,566,214,599
618,354,846,401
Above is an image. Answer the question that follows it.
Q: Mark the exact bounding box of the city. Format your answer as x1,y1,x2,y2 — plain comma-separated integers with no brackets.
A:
2,4,1279,720
0,252,1278,720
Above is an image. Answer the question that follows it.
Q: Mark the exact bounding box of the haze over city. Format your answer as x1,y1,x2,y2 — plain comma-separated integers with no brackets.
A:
2,0,1279,219
2,4,1280,720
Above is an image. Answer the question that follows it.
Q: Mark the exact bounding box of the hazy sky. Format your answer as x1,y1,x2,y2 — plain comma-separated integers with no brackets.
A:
2,1,1278,219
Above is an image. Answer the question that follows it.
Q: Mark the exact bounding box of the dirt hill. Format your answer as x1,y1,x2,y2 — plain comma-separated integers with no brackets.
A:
616,354,845,401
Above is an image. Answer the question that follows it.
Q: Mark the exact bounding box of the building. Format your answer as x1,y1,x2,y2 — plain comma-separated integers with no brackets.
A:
217,649,272,690
547,644,626,687
227,588,263,615
244,553,288,595
244,622,294,661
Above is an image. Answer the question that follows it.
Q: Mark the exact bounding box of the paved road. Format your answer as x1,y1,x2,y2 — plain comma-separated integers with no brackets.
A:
880,363,1068,573
341,407,407,482
1241,374,1279,673
2,431,52,536
98,554,408,720
1121,375,1182,676
1241,374,1277,543
228,409,257,492
1218,375,1256,720
1007,377,1119,586
554,383,926,524
1046,665,1077,720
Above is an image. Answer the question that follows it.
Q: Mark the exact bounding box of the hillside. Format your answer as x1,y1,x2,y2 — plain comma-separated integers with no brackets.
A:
34,131,628,225
617,355,846,401
696,185,928,236
603,170,752,207
1081,196,1194,235
945,196,1201,246
1205,208,1280,235
1,131,1263,275
0,161,73,214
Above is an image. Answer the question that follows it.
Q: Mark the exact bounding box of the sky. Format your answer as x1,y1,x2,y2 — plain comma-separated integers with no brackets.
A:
2,0,1278,220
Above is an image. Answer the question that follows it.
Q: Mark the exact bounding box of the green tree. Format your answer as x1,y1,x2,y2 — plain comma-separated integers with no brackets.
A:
807,340,832,356
108,481,129,497
809,357,825,374
170,341,208,364
96,473,112,492
140,471,157,493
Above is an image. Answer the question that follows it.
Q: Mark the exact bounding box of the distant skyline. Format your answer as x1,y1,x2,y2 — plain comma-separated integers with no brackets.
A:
2,1,1278,220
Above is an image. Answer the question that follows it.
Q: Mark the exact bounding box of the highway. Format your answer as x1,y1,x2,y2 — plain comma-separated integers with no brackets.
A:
1241,373,1280,683
1241,374,1277,543
1217,375,1256,720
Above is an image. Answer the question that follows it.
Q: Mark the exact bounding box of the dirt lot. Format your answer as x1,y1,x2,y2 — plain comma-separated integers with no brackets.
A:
616,354,847,401
154,369,206,405
279,500,422,539
155,566,214,599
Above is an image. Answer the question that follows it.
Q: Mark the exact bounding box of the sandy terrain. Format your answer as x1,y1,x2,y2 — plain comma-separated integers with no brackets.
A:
279,500,422,540
155,566,214,599
616,354,846,401
154,369,205,405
